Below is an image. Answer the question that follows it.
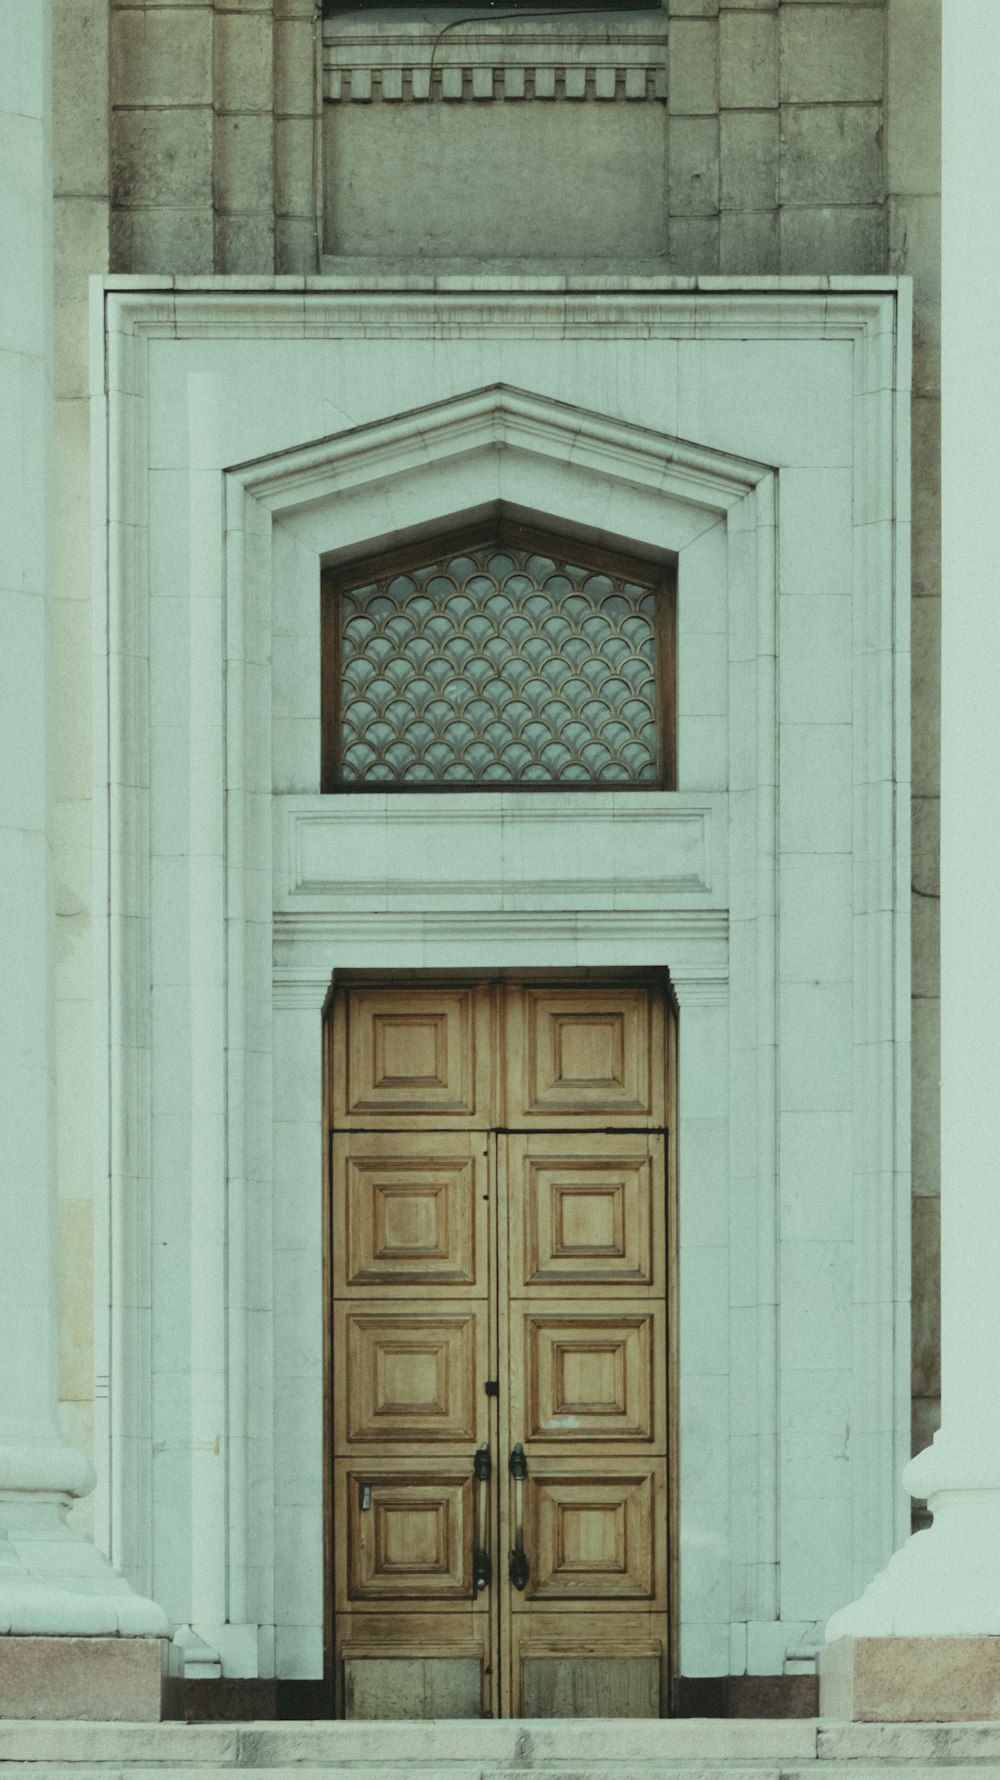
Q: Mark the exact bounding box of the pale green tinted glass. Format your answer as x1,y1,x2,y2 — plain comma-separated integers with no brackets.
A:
337,538,661,786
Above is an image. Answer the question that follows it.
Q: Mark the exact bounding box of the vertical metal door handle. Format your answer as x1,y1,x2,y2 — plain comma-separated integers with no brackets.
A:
508,1443,529,1590
473,1443,492,1593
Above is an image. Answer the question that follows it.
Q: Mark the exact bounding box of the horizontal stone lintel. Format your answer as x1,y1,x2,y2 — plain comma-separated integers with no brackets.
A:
325,65,666,101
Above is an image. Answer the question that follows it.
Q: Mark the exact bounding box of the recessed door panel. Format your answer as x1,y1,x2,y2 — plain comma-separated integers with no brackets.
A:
333,1133,488,1297
510,1304,664,1449
344,1655,485,1720
333,984,494,1126
336,1461,478,1605
335,1305,487,1450
506,985,664,1127
525,1462,660,1601
520,1649,662,1718
507,1133,663,1294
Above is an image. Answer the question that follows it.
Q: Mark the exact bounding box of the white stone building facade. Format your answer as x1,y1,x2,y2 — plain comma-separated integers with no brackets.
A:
9,0,993,1728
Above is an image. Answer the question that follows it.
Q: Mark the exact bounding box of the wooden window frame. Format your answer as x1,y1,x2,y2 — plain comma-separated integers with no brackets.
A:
320,517,677,793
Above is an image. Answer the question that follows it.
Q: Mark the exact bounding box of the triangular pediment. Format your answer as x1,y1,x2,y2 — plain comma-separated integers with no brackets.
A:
234,382,773,517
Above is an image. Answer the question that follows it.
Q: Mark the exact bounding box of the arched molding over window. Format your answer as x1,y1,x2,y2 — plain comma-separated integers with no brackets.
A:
321,516,676,791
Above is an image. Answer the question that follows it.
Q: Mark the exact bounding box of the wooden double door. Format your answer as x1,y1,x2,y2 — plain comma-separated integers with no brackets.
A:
327,976,675,1719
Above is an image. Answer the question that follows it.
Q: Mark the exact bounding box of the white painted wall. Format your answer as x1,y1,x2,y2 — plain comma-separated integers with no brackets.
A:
93,278,910,1679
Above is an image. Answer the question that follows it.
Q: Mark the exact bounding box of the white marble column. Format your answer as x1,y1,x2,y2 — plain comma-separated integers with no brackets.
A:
0,0,166,1639
826,0,1000,1641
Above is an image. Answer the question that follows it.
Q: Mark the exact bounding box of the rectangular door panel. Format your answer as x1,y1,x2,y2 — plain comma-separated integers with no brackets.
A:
333,1133,489,1298
510,1611,665,1718
524,1461,661,1602
335,1459,484,1607
509,1302,666,1450
334,1305,487,1450
505,985,664,1127
332,985,494,1127
507,1133,664,1296
344,1656,484,1720
339,1612,491,1719
520,1653,662,1718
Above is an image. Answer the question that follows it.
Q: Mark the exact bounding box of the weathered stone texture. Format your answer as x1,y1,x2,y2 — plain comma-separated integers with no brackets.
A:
780,4,884,104
720,110,779,211
215,9,273,111
911,1194,940,1399
780,204,885,275
112,108,214,208
110,203,214,276
668,214,720,271
890,191,941,394
911,994,940,1199
780,104,883,206
718,207,779,274
0,1638,167,1721
668,114,720,215
912,795,940,901
719,8,777,109
111,7,213,106
215,114,274,216
887,0,940,192
669,16,718,113
54,1,110,196
910,392,941,599
911,595,940,798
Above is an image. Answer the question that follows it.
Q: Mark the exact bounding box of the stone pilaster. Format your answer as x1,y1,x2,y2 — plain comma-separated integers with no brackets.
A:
0,0,168,1698
822,0,1000,1709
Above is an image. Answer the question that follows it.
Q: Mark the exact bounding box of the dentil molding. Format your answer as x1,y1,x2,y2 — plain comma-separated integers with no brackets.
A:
323,13,667,104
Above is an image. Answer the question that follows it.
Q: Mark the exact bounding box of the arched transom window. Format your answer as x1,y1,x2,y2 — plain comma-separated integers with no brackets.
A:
321,520,675,790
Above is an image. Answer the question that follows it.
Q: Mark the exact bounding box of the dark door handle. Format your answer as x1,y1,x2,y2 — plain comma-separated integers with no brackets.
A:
473,1442,492,1593
509,1443,529,1590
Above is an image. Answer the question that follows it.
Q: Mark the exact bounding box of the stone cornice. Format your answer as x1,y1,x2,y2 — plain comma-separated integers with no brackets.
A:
323,12,666,102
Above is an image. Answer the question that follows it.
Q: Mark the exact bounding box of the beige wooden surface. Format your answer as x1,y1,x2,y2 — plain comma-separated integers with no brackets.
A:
329,977,671,1718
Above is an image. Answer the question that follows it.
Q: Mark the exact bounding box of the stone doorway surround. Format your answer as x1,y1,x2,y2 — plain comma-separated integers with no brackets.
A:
91,279,910,1686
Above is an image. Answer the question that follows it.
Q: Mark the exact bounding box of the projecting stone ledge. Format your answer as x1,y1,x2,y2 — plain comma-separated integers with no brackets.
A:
0,1637,171,1721
821,1635,1000,1722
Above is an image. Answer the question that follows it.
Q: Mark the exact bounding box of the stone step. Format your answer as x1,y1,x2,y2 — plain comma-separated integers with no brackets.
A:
4,1722,1000,1774
6,1767,1000,1780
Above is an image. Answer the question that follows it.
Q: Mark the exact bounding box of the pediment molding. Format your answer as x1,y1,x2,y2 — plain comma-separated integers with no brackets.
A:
230,381,771,516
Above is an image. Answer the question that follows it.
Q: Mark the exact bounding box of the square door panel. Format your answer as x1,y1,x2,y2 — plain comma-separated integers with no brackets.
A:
507,1134,663,1293
336,1462,474,1603
336,987,491,1124
506,987,664,1126
523,1464,659,1601
335,1306,486,1448
510,1304,665,1447
333,1134,487,1296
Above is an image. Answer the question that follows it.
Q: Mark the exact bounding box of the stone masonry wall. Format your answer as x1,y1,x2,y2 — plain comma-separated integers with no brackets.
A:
109,0,317,275
52,0,941,1535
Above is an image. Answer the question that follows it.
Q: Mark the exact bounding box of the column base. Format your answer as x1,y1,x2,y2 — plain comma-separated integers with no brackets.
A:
0,1636,172,1720
820,1635,1000,1721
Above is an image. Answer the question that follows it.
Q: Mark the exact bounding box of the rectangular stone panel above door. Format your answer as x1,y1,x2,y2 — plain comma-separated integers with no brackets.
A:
321,16,667,261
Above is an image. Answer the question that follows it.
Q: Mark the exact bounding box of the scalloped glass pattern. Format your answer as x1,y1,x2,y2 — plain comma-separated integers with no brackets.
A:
334,538,662,786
